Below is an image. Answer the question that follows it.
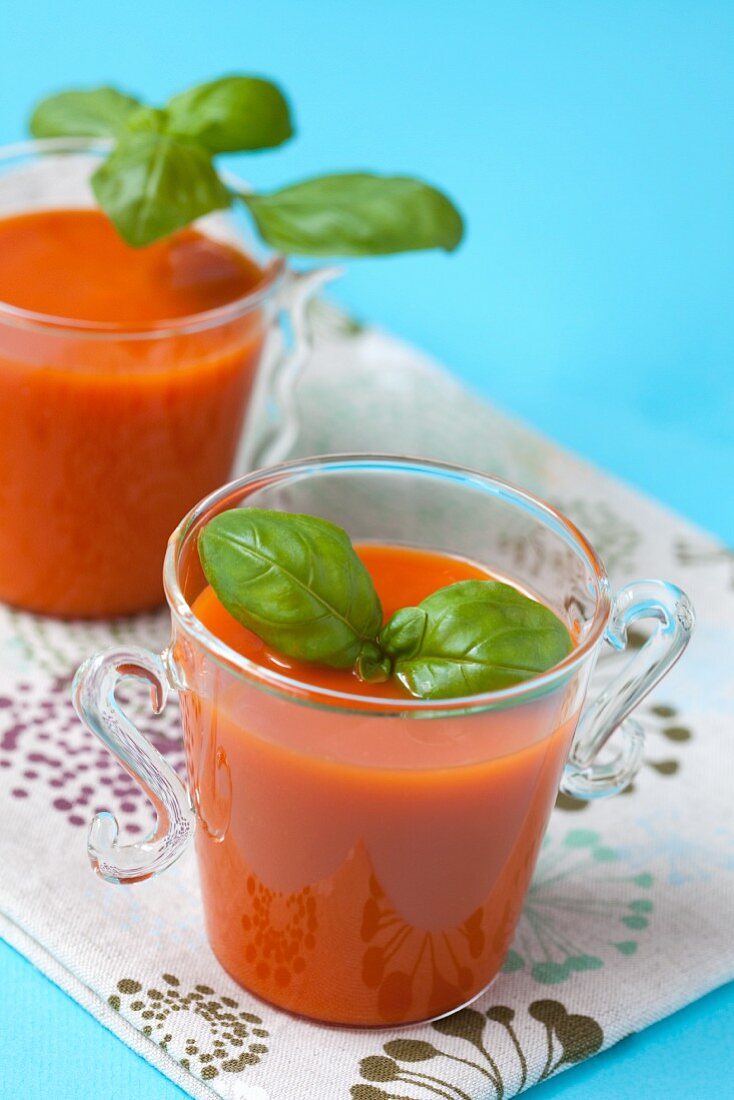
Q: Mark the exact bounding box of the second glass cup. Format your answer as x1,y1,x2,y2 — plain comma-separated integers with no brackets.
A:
73,456,693,1026
0,139,331,617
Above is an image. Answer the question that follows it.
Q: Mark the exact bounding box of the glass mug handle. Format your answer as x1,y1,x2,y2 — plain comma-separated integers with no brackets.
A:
561,580,694,800
72,646,193,884
239,265,341,473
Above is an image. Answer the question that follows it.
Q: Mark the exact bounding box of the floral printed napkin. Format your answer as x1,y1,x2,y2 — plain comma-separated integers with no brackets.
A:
1,311,733,1100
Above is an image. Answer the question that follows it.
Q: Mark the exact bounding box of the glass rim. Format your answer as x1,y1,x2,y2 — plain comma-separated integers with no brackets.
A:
162,454,613,716
0,137,287,339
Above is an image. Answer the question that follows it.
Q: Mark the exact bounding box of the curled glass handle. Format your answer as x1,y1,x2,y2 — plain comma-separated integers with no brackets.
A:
72,646,194,884
561,580,694,800
242,265,341,471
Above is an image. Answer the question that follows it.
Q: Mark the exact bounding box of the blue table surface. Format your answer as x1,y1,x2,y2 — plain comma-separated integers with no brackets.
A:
1,2,732,1096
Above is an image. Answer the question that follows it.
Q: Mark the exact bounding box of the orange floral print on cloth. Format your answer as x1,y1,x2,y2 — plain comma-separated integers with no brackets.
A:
240,876,318,991
199,838,532,1027
360,874,490,1022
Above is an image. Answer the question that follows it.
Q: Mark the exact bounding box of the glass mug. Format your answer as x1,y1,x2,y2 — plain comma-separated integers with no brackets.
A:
0,138,334,618
72,456,694,1026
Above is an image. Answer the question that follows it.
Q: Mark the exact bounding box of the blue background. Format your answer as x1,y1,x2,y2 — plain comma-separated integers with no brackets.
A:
1,1,732,1096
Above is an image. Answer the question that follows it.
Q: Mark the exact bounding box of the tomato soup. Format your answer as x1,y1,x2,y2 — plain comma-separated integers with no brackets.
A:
180,545,578,1025
0,208,268,617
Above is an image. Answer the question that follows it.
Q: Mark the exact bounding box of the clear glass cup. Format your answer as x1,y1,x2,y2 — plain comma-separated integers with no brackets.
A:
0,139,333,617
72,456,694,1026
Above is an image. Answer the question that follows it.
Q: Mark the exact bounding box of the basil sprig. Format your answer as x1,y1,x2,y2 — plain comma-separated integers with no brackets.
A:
198,510,572,700
29,75,463,254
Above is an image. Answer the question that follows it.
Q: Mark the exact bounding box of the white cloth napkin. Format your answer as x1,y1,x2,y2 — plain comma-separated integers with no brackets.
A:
1,312,732,1100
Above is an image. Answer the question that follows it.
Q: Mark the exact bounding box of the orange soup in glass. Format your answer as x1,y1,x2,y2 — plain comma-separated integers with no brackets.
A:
73,457,693,1026
0,139,321,618
186,544,580,1024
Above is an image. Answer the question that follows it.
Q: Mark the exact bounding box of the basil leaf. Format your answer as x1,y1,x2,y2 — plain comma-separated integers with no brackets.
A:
166,75,293,154
198,509,383,668
244,173,464,256
91,132,231,247
29,86,142,139
382,580,573,700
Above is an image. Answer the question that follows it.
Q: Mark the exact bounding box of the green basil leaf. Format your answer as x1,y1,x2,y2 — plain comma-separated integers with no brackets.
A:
383,580,573,700
91,132,231,247
198,509,383,668
244,173,464,256
166,75,293,154
29,86,142,139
